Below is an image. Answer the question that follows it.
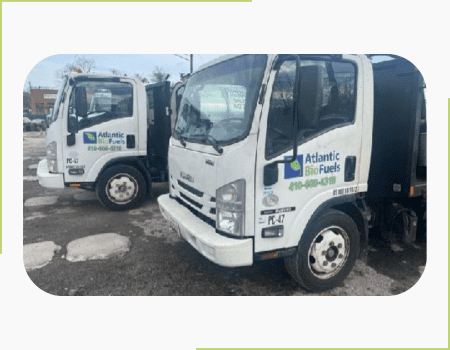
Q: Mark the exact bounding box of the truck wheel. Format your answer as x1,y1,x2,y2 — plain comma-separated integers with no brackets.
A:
96,165,147,211
284,209,360,292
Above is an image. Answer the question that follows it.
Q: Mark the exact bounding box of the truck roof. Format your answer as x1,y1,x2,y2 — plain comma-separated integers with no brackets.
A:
195,54,366,74
67,71,136,81
196,54,248,73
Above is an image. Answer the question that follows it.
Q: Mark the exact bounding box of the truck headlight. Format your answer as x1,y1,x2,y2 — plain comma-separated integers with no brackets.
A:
46,141,58,173
216,179,245,236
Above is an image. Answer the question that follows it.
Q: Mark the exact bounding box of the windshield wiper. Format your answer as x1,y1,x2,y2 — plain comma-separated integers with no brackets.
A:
86,110,109,118
200,134,223,154
173,129,186,147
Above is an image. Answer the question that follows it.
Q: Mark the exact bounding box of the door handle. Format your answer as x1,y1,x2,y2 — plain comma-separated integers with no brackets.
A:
345,156,356,182
127,135,135,149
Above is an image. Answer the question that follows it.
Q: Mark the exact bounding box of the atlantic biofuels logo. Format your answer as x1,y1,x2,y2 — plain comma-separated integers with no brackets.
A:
83,131,97,144
284,155,303,179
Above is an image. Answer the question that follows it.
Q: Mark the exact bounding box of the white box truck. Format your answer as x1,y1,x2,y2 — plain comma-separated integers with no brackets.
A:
37,72,173,210
158,54,426,291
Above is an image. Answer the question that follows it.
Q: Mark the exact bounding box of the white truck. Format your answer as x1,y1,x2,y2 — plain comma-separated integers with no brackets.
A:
158,54,426,291
37,72,172,210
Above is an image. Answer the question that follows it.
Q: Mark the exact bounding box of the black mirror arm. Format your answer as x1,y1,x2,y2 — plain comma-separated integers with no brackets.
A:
271,55,301,168
263,56,301,187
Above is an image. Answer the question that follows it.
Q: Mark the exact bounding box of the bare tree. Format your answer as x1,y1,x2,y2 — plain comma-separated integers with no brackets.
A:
133,73,149,83
75,56,96,72
149,66,170,83
109,68,122,76
54,55,96,84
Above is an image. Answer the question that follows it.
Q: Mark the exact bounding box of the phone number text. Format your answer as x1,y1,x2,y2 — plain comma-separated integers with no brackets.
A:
289,176,336,191
87,146,122,152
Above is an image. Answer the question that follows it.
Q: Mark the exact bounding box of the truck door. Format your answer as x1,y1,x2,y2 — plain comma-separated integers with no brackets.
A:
255,55,365,253
146,81,171,181
63,77,140,184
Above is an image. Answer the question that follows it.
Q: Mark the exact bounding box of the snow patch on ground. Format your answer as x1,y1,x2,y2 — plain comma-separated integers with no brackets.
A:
24,241,61,271
24,196,58,207
23,176,38,182
24,212,47,221
66,233,131,262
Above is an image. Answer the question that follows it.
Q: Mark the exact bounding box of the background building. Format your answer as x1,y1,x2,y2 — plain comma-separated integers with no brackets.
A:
28,88,57,116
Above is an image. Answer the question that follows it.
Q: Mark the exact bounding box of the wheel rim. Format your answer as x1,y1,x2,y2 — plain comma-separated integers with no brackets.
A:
307,226,350,279
105,173,139,205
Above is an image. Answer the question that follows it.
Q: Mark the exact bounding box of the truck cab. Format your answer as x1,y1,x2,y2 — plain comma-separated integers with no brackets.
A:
37,72,171,210
158,54,426,291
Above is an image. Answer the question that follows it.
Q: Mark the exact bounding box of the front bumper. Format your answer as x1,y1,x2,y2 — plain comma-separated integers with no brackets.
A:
37,159,65,189
158,194,253,267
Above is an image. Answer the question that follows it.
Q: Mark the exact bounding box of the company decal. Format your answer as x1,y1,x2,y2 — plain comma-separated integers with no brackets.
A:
262,194,279,207
261,207,295,215
97,132,125,145
284,155,304,179
263,186,273,195
85,131,125,151
286,151,342,190
65,150,84,170
65,157,85,170
83,131,97,144
333,186,358,196
66,157,79,165
66,165,85,170
284,151,341,180
267,214,285,226
304,151,341,176
289,176,336,191
87,145,123,152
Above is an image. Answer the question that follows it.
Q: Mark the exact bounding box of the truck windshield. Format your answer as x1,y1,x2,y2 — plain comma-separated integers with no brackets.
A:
174,55,267,146
49,75,68,126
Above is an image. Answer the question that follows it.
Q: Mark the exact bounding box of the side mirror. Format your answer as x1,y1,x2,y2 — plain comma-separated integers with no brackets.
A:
264,162,279,186
75,86,88,119
68,116,78,134
67,133,76,146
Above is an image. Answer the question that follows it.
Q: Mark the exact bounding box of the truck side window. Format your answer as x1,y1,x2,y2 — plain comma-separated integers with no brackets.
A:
265,59,356,159
71,81,133,131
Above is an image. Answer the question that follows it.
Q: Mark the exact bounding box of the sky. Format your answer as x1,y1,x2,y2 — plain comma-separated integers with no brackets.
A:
24,54,224,90
24,54,394,91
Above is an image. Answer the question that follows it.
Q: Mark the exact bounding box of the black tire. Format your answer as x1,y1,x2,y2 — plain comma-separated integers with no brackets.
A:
96,165,147,211
284,209,360,292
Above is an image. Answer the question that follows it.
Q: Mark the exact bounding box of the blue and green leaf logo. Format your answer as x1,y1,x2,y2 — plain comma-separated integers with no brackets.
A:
284,154,303,179
83,131,97,144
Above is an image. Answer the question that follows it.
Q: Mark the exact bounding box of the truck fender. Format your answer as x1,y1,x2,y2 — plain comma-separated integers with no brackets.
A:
287,194,368,259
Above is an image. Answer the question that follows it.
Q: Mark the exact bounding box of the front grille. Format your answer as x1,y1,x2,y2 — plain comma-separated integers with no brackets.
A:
180,192,203,209
175,197,216,228
178,180,203,197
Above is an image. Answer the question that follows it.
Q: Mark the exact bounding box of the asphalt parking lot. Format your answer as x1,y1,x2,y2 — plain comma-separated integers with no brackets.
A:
23,132,426,296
